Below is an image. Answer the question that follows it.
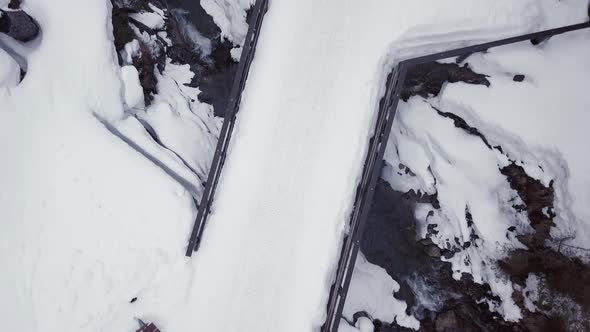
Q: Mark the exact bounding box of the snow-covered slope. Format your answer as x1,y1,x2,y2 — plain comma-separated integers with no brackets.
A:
170,1,586,332
0,0,588,331
0,46,19,85
345,8,589,331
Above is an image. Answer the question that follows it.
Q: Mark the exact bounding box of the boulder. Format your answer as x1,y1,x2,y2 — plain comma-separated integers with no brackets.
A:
0,9,40,42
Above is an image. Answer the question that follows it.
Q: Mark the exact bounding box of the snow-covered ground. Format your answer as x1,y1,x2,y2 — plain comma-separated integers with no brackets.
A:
344,5,590,331
200,0,253,59
0,0,588,331
438,29,590,256
171,1,588,331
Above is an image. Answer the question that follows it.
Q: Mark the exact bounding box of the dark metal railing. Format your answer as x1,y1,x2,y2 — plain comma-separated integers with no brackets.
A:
186,0,269,256
322,21,590,332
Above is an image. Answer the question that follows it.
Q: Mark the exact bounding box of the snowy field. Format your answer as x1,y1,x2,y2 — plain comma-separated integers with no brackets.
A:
0,0,588,331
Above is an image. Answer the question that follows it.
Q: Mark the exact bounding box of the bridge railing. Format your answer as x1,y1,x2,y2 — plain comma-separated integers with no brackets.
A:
186,0,270,256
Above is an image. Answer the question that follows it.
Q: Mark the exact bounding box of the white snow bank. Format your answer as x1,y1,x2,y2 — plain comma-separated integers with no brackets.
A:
121,65,145,109
0,47,19,86
344,254,419,329
200,0,254,46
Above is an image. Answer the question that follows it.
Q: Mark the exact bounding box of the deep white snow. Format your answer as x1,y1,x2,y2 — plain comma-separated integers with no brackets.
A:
172,1,587,331
0,1,197,331
0,0,588,331
343,254,419,329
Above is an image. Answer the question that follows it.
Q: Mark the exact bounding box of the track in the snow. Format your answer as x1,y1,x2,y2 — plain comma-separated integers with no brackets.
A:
186,0,269,256
322,20,590,332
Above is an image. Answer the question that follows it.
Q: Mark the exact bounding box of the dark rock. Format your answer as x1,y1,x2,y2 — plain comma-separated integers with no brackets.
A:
432,106,493,149
165,6,240,116
0,12,8,33
465,206,474,227
520,312,563,332
351,310,372,322
373,319,414,332
111,4,135,55
111,0,248,115
8,0,21,10
500,249,590,312
135,37,166,104
112,0,152,11
137,323,161,332
111,0,168,105
513,74,525,82
427,223,439,236
360,179,524,331
402,62,490,101
425,243,442,258
0,10,40,42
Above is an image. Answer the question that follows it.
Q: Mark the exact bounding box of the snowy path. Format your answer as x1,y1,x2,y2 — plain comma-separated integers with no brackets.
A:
173,1,572,331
